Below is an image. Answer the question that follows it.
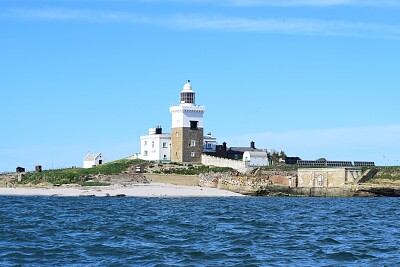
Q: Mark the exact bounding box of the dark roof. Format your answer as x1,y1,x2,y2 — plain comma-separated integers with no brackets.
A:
227,147,263,153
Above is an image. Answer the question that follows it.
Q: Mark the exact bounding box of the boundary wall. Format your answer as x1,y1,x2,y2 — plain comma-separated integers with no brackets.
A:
201,154,248,173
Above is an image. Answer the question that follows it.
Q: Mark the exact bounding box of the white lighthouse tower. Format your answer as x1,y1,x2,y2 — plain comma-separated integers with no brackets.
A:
169,80,206,163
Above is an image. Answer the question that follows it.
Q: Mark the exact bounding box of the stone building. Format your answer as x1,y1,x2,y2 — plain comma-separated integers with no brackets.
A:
297,168,362,188
169,80,205,163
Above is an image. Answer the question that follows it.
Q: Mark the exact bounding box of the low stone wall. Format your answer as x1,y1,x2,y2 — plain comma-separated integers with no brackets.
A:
201,154,248,173
199,172,269,194
145,174,199,186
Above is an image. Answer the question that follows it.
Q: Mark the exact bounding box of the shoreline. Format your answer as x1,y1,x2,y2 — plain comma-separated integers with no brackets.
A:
0,183,244,198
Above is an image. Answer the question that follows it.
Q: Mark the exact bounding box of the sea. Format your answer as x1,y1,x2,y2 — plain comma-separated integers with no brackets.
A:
0,196,399,267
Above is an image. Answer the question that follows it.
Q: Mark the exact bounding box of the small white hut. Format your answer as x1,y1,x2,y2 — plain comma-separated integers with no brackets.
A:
83,153,105,168
243,151,269,167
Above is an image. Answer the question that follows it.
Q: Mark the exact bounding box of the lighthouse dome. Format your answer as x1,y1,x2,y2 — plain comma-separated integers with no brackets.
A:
182,81,193,92
180,80,195,105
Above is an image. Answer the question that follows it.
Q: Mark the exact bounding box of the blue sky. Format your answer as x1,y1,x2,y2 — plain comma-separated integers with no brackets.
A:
1,0,399,171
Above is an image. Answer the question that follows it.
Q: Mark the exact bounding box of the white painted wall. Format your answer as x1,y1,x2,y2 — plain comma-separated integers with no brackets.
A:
140,133,171,161
202,154,249,173
83,153,106,168
243,151,269,167
170,106,205,128
83,160,95,169
203,136,217,153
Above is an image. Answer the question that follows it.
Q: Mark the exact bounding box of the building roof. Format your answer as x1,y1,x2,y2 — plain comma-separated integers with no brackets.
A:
84,153,101,161
141,133,171,139
244,151,268,157
228,147,263,153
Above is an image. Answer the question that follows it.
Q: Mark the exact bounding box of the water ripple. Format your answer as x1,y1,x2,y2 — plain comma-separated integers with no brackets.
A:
0,196,399,266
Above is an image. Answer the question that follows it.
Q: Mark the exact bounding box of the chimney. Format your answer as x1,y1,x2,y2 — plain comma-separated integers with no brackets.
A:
223,142,227,152
250,141,255,149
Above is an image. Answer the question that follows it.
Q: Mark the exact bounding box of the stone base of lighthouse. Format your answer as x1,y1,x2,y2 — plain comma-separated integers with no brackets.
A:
171,127,204,163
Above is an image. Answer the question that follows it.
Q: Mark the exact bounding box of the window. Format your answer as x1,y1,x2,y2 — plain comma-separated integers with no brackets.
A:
152,141,155,148
317,175,324,187
144,140,147,146
162,142,168,148
191,152,195,158
180,92,195,104
190,121,198,130
191,140,196,147
206,143,212,149
144,150,148,156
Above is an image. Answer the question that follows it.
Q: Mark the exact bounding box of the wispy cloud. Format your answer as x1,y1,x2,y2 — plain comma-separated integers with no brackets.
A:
3,8,151,23
145,0,400,7
1,0,398,7
222,124,400,165
3,8,400,39
168,14,400,38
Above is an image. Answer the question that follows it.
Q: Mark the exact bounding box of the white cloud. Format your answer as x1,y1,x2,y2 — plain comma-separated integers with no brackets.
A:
143,0,400,7
1,0,398,7
221,124,400,165
3,8,151,23
225,0,400,7
3,8,400,39
168,15,400,38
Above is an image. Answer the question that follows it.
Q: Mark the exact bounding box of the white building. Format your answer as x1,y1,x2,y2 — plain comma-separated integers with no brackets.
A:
203,132,217,154
139,126,171,162
83,153,106,168
243,151,269,167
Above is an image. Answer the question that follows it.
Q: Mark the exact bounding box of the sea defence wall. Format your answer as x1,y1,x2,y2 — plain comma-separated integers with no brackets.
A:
201,154,248,173
198,171,400,197
297,168,362,187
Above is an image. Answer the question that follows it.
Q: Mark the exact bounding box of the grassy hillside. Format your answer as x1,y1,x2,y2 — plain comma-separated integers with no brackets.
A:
18,160,235,185
13,159,400,186
148,162,235,175
20,159,145,185
368,166,400,185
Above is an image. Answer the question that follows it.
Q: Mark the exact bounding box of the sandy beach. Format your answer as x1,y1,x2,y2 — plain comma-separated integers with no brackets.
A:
0,183,244,197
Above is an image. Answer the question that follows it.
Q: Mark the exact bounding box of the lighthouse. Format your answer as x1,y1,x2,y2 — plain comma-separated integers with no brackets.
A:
170,80,205,163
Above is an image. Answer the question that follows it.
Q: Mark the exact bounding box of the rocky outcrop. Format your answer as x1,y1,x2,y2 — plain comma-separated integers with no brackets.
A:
357,186,400,197
198,171,400,197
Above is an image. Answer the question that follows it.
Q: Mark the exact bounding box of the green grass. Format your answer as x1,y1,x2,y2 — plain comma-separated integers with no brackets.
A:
157,165,235,175
20,159,145,185
371,166,400,181
260,165,299,171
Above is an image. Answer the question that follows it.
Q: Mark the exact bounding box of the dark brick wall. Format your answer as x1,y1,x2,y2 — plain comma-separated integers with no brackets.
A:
171,127,204,163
